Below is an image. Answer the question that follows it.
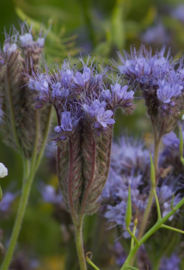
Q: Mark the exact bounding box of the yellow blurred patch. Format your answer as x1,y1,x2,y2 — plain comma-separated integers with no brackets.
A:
37,256,65,270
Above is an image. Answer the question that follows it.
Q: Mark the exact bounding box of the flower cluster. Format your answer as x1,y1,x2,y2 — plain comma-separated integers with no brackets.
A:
115,45,183,135
102,134,182,237
101,136,150,237
0,23,51,159
29,57,135,216
29,60,135,139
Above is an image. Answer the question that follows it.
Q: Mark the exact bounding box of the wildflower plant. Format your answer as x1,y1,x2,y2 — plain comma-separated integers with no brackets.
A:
1,20,184,270
28,55,135,269
0,23,52,270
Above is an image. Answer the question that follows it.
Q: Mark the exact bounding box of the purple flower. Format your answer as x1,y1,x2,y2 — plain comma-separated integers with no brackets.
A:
111,83,134,101
116,45,172,85
171,4,184,22
0,192,16,212
110,136,150,175
141,24,170,45
19,33,33,47
51,83,69,99
3,43,17,56
100,90,112,102
61,111,73,131
157,184,181,220
29,74,49,94
73,66,91,86
162,131,179,149
102,169,147,237
55,111,73,134
95,107,115,128
60,69,73,88
83,99,106,117
36,37,45,47
157,80,182,104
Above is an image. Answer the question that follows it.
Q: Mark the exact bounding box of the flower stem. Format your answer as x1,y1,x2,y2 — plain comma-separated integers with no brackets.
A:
120,196,184,270
0,166,35,270
75,217,87,270
0,109,52,270
128,128,161,267
137,136,161,240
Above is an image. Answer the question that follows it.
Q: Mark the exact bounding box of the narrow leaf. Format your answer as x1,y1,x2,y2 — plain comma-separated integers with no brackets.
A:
125,186,132,229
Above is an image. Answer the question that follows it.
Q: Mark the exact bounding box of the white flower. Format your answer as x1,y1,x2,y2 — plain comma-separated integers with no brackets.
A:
0,163,8,178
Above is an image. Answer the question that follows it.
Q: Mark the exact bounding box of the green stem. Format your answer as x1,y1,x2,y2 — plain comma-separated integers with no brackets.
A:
130,224,137,250
75,218,87,270
153,189,161,220
0,167,36,270
161,224,184,234
0,112,39,270
127,228,139,246
120,196,184,270
137,187,154,240
137,137,161,240
86,252,100,270
34,106,52,171
1,109,52,270
125,266,139,270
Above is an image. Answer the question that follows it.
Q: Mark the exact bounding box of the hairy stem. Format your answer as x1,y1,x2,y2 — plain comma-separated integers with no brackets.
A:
0,164,35,270
75,218,87,270
0,109,52,270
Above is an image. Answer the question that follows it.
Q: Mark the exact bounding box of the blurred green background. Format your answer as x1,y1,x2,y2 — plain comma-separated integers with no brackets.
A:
1,0,184,269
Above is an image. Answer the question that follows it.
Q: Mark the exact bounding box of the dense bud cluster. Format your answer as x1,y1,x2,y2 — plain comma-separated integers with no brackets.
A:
29,58,135,218
115,45,184,135
0,23,51,158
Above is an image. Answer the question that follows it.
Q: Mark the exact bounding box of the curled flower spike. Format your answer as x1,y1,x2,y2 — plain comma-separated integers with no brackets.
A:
115,45,183,135
0,23,51,159
29,56,135,219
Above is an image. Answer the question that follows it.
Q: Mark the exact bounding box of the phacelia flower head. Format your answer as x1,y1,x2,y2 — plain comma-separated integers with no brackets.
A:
114,45,183,135
102,170,148,238
29,56,135,218
110,135,150,177
0,23,51,159
116,45,172,85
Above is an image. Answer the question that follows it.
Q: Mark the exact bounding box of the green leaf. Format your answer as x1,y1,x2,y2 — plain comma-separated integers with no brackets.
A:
125,186,132,229
111,0,125,49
